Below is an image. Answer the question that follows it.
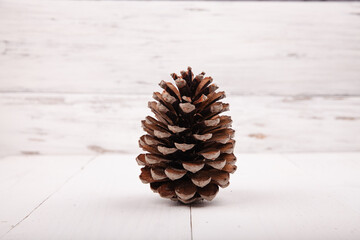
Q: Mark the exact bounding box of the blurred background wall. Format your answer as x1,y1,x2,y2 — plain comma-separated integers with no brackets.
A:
0,0,359,157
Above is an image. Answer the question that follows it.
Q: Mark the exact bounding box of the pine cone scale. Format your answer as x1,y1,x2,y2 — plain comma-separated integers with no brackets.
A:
137,67,237,204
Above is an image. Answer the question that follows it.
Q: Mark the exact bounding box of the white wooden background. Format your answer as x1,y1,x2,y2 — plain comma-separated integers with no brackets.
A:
1,0,360,157
1,1,360,239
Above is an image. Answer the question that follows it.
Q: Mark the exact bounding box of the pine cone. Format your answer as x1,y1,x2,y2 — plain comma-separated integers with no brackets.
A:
136,67,237,204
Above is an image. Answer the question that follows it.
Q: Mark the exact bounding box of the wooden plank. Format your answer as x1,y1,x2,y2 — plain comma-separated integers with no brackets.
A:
2,154,191,240
0,155,95,238
0,1,359,96
191,153,360,240
0,93,147,158
283,153,360,214
1,94,359,158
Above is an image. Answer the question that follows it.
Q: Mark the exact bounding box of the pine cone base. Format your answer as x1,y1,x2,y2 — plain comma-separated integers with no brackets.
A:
136,67,237,204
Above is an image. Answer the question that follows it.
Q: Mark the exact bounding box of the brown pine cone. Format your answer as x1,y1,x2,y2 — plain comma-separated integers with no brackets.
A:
136,67,236,204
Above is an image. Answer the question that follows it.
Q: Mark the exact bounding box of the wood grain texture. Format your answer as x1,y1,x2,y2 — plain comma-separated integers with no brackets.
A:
1,154,192,240
0,94,359,157
0,0,360,156
191,153,360,240
0,155,95,238
0,1,359,95
1,153,359,239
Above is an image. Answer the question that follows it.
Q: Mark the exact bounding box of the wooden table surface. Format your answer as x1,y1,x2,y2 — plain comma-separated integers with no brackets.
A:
1,153,360,239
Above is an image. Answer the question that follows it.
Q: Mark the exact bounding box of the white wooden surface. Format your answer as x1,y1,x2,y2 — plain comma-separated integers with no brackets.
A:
0,155,95,237
1,1,359,95
0,153,360,240
1,94,359,158
192,153,360,240
1,0,360,157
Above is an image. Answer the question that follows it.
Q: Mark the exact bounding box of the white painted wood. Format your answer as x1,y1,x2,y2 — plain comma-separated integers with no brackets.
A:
0,155,95,238
0,94,359,157
2,154,191,240
0,1,359,96
0,1,360,156
191,153,360,240
283,153,360,214
1,153,359,239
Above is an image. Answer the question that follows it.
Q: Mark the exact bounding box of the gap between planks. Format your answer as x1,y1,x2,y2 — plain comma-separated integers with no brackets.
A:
190,205,193,240
0,155,99,239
